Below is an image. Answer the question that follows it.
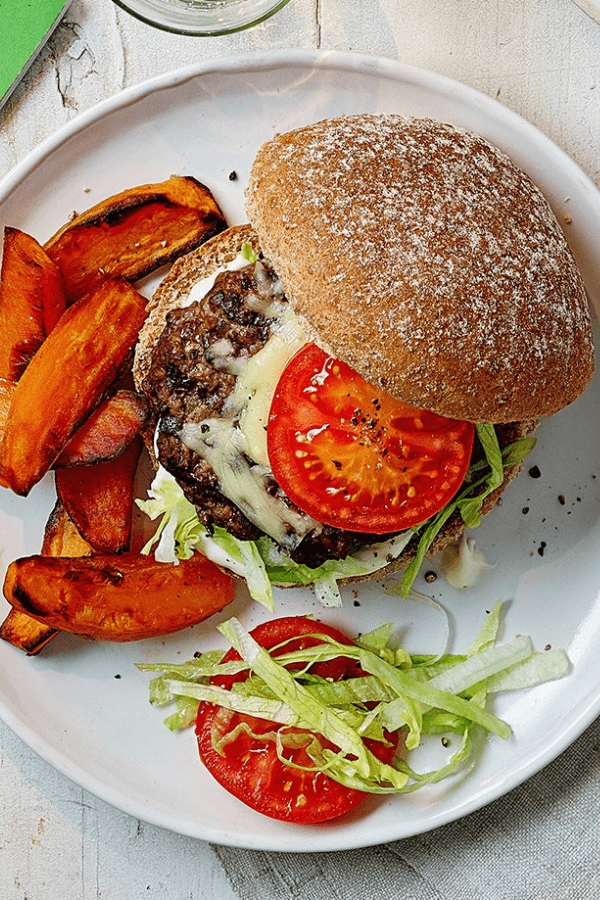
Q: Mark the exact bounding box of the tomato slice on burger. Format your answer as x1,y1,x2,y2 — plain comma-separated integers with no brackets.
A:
267,344,475,533
195,616,399,824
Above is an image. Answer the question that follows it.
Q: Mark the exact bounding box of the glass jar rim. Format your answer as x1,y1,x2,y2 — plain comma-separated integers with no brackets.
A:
112,0,292,37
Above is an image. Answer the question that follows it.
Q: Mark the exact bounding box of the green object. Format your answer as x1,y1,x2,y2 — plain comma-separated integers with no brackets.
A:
137,603,571,792
0,0,72,108
137,467,413,609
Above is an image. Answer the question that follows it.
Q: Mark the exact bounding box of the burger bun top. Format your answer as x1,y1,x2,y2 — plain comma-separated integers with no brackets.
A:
245,114,595,423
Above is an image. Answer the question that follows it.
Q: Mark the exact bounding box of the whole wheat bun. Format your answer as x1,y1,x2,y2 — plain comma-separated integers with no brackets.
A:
245,114,595,424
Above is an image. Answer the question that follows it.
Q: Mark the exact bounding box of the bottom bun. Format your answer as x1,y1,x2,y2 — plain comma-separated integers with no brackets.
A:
133,224,259,392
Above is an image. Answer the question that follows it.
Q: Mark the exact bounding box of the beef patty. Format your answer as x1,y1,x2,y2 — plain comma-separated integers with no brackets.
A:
142,260,371,567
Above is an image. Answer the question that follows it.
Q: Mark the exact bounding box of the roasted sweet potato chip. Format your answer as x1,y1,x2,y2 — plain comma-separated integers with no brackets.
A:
55,389,148,467
0,609,58,655
55,437,143,553
42,499,96,558
3,551,235,641
0,227,66,380
0,502,94,654
44,175,226,303
0,278,147,496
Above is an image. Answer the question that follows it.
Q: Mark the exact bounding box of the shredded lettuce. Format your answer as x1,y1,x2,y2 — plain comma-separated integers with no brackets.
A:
138,602,570,794
255,531,413,607
136,466,412,609
240,242,258,264
137,467,275,608
399,432,536,596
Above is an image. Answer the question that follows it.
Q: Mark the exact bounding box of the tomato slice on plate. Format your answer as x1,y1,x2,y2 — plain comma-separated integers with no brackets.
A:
267,344,475,533
195,616,399,824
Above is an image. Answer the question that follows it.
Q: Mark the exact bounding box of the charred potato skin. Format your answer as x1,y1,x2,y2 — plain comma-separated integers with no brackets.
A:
3,552,235,642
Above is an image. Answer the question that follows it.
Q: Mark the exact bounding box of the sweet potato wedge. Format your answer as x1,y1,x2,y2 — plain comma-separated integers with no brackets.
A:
3,551,235,641
55,437,143,554
0,227,66,380
0,502,94,654
55,389,148,467
42,499,96,558
0,377,16,443
0,278,147,496
0,609,58,655
44,175,226,303
0,379,16,488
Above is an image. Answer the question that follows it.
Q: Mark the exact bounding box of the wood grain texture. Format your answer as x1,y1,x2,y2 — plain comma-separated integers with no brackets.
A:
0,719,237,899
2,0,600,898
319,0,600,187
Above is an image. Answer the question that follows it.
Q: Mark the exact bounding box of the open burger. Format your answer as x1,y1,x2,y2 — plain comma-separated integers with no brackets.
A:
133,114,594,606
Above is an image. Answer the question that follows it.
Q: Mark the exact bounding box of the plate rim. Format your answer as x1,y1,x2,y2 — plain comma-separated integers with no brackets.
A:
571,0,600,26
1,47,600,851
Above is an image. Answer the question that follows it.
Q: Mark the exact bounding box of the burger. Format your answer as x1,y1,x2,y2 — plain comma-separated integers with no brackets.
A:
133,114,594,607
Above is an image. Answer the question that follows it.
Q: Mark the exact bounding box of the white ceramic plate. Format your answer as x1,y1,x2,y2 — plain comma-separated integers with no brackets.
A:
1,50,600,853
572,0,600,25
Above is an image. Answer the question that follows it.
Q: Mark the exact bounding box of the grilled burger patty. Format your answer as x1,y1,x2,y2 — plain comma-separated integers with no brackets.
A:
143,260,372,566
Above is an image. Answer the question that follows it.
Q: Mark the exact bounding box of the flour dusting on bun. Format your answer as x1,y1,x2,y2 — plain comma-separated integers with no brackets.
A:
246,114,594,423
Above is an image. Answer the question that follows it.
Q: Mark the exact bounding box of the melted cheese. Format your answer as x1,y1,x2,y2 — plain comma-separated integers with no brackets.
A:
173,257,316,547
179,419,317,550
228,308,307,466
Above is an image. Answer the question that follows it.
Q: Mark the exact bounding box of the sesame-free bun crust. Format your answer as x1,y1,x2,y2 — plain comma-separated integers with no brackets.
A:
133,224,259,391
246,115,595,424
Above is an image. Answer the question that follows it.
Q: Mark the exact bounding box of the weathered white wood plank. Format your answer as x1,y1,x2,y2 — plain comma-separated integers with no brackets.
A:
0,718,238,900
321,0,600,186
2,1,600,898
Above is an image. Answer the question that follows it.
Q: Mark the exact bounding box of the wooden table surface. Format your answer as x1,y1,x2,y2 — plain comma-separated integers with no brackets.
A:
1,1,600,897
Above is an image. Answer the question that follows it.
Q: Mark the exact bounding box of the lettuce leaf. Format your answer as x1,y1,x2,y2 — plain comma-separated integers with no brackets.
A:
399,433,536,596
137,466,412,608
139,603,571,795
